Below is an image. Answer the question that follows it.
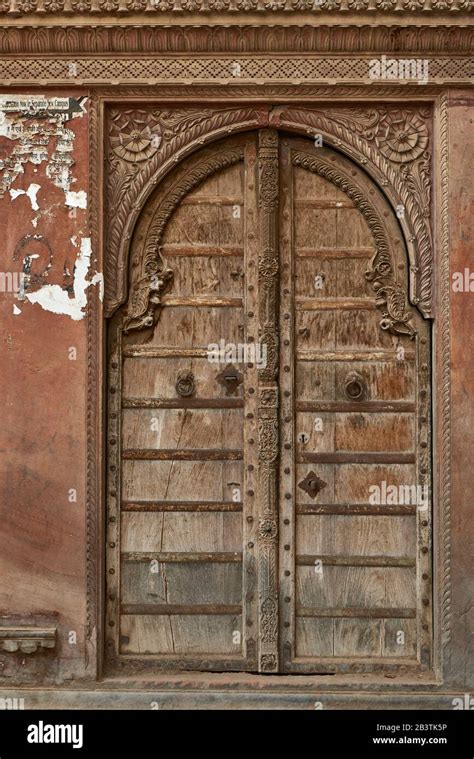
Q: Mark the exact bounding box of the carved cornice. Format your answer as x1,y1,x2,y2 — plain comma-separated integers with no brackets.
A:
0,0,471,17
0,25,472,54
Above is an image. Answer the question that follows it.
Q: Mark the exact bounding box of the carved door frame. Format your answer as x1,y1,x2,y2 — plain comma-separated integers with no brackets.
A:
90,95,450,687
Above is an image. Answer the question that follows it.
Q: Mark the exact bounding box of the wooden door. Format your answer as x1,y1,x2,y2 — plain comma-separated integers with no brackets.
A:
106,130,432,675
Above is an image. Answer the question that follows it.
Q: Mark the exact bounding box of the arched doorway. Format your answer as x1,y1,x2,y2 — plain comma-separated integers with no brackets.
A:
106,130,432,675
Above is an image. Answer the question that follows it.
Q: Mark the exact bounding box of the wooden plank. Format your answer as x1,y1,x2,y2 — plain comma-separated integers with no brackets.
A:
146,305,243,349
297,607,416,619
296,504,417,516
161,244,243,257
161,296,243,307
296,412,415,454
296,401,415,413
120,614,242,655
121,408,242,451
122,357,244,400
296,247,373,259
296,298,375,311
123,347,209,358
122,460,243,502
295,199,355,208
297,350,416,362
122,501,242,513
297,555,416,567
122,449,243,461
121,512,242,553
179,195,244,206
299,452,416,464
296,514,416,558
122,398,244,409
296,565,416,610
121,561,242,606
121,604,242,615
122,552,242,563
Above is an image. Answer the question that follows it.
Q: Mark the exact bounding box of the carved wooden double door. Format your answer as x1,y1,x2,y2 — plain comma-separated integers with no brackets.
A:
107,129,432,675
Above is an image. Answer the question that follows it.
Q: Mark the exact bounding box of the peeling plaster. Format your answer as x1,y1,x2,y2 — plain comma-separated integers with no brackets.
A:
0,96,87,203
25,237,102,321
9,183,41,211
1,96,95,322
65,190,87,209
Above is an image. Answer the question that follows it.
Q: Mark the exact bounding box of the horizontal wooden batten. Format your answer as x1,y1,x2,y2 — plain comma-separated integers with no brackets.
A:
297,350,416,362
295,401,416,413
296,247,373,259
123,347,209,358
122,501,243,513
122,449,243,461
296,504,417,516
295,199,354,209
161,244,243,257
161,296,242,307
299,451,416,464
122,552,242,563
296,298,375,311
297,607,417,619
180,196,243,206
121,604,241,616
297,555,416,568
122,398,244,409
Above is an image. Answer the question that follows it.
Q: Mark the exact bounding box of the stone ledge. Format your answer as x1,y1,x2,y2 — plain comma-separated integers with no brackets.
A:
0,627,57,655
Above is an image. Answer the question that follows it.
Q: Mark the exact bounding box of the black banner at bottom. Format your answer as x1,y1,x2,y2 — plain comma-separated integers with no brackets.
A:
0,710,472,758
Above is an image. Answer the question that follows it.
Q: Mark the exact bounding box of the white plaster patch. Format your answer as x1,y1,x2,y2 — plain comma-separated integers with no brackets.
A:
65,190,87,209
9,183,41,210
25,237,101,321
13,304,21,315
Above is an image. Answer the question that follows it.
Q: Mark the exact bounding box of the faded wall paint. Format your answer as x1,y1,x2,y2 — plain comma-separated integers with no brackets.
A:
0,93,94,684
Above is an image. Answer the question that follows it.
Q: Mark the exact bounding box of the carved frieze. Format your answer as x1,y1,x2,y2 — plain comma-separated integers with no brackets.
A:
0,0,471,15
